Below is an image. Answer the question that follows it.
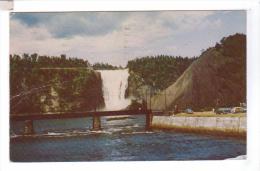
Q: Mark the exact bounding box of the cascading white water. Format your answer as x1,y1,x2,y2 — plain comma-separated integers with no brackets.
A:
98,69,131,111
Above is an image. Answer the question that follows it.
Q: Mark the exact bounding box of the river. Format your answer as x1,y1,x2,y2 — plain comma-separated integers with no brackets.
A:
10,115,246,162
10,69,246,162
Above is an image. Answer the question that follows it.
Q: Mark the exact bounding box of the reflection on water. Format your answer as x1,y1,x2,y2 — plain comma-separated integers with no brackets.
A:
10,115,246,162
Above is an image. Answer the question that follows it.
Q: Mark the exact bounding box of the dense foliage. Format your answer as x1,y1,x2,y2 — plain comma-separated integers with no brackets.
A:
92,62,123,70
127,55,197,91
212,33,246,106
10,53,90,68
10,54,104,114
151,33,246,111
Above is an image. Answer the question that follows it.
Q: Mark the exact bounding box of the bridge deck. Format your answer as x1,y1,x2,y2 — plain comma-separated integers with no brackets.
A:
10,109,152,121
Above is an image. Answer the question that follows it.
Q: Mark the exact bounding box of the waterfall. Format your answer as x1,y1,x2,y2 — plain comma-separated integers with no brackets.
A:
98,69,131,111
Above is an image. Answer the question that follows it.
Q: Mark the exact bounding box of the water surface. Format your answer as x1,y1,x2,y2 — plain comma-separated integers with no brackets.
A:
10,116,246,162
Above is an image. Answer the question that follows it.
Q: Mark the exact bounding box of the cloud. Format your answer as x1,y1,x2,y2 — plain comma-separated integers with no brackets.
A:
12,11,218,39
12,12,128,38
158,11,222,33
10,11,246,66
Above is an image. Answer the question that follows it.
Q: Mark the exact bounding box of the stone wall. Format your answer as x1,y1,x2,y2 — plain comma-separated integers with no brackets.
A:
152,116,246,135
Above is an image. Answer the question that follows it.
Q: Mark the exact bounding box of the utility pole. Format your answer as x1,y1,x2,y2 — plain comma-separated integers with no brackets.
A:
145,89,148,110
149,88,152,110
164,90,167,111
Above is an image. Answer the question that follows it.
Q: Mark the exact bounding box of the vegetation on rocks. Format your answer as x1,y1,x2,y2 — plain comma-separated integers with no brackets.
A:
126,55,197,99
10,54,104,114
151,33,246,111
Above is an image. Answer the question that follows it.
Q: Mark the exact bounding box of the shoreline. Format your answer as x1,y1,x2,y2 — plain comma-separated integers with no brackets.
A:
151,115,246,139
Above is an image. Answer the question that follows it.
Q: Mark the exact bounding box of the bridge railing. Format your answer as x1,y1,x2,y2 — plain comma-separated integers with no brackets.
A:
10,109,154,135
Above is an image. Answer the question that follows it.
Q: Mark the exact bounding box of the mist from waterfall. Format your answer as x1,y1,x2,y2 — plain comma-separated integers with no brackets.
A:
98,69,131,111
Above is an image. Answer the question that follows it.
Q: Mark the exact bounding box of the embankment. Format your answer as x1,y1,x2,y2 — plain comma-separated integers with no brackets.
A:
152,116,246,138
151,34,246,111
10,68,104,114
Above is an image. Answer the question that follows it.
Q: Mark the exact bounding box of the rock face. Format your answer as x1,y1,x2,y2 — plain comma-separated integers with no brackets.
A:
151,33,246,110
125,71,150,100
11,68,104,114
126,56,196,100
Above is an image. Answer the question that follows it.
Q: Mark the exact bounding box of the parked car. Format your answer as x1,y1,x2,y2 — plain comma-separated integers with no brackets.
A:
231,107,246,113
184,108,193,114
215,107,232,114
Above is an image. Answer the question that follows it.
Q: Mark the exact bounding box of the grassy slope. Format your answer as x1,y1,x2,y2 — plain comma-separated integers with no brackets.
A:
151,34,246,111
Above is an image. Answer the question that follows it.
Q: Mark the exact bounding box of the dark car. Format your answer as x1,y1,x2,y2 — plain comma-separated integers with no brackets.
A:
215,107,232,114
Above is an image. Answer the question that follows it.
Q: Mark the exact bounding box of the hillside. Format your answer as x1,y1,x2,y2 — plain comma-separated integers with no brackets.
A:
10,54,104,114
126,55,197,99
151,33,246,111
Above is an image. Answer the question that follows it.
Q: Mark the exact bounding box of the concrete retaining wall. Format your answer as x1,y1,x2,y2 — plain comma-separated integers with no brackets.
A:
152,116,246,135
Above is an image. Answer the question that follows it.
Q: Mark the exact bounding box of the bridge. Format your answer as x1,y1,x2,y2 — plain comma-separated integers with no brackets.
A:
10,109,161,135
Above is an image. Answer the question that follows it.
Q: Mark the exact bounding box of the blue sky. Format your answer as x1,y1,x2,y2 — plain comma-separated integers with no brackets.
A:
10,11,246,66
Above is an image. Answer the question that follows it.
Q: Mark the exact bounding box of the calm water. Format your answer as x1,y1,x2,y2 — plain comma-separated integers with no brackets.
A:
10,116,246,162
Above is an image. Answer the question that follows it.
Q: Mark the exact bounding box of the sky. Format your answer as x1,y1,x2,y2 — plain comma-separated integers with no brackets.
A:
10,11,246,66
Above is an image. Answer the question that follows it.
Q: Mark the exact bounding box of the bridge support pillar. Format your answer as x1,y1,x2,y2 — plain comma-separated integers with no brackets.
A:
24,120,34,135
146,111,153,131
92,115,101,131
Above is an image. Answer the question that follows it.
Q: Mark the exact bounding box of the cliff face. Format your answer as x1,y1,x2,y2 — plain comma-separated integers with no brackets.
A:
151,33,246,110
125,71,149,99
10,68,104,114
126,56,196,103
